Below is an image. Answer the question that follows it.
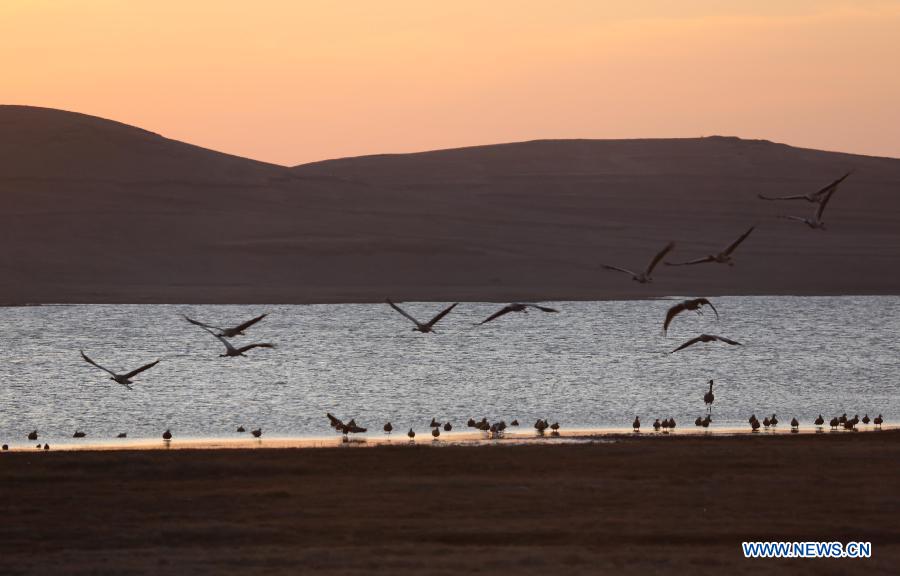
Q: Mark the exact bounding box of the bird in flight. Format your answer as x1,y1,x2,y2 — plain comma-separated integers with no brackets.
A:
385,299,458,333
757,171,852,203
781,186,838,230
183,313,267,338
670,334,742,354
663,298,719,335
477,303,559,325
199,327,275,357
80,351,159,389
665,227,754,267
601,242,675,283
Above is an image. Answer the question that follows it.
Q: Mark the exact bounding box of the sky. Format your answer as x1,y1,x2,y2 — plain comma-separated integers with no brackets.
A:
1,1,899,166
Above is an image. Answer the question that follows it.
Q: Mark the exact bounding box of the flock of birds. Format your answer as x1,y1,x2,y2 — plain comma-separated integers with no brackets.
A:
2,171,887,451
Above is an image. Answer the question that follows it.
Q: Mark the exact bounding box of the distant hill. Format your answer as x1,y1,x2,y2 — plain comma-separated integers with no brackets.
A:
1,105,899,304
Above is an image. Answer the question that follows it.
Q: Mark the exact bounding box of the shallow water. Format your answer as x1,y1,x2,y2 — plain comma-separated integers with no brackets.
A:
0,297,897,446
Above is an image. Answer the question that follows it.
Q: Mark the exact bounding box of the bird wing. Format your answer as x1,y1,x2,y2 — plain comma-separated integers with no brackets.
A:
235,343,275,354
712,335,742,346
670,336,703,353
229,313,267,333
386,299,421,326
813,171,852,197
724,226,754,255
665,255,714,266
815,186,837,220
200,326,236,353
601,264,637,277
757,193,814,201
697,298,719,320
781,215,807,223
183,315,223,332
122,359,160,380
662,302,687,334
80,351,117,377
478,306,514,324
425,302,458,327
525,304,559,313
645,242,676,275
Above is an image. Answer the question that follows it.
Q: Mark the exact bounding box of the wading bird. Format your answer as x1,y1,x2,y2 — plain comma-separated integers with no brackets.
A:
665,226,754,267
663,298,719,335
704,380,715,415
385,299,458,333
80,351,159,389
199,327,275,357
757,171,852,203
671,334,742,354
601,242,675,284
478,303,559,325
183,313,267,338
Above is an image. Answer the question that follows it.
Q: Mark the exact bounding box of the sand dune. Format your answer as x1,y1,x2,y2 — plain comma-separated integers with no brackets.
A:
1,105,899,305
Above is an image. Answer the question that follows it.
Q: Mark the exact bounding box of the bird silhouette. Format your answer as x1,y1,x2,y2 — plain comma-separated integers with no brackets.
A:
80,351,159,389
198,327,274,357
633,416,641,432
407,428,416,439
758,171,852,202
703,380,715,415
601,242,675,283
383,422,393,435
385,299,458,333
183,313,267,338
251,428,262,438
671,334,742,353
663,298,719,335
72,431,86,438
162,429,172,440
477,303,558,325
665,226,754,267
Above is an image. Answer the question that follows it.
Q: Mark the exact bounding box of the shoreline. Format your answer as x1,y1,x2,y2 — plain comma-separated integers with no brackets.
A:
5,424,894,453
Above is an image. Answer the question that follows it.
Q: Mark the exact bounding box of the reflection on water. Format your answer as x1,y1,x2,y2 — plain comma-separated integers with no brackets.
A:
0,297,897,445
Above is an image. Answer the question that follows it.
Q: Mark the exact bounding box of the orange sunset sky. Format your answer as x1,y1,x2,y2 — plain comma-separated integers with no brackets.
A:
1,1,899,165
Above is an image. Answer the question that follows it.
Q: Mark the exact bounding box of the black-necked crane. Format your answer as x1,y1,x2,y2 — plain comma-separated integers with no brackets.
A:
477,303,559,325
183,313,267,338
663,298,719,335
386,299,458,333
80,351,159,389
671,334,742,354
665,226,754,267
601,242,675,284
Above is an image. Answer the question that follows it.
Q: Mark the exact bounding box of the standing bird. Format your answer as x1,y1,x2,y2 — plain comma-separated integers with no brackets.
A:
198,327,275,357
695,416,703,427
758,171,852,203
407,428,416,439
701,415,711,429
237,426,246,433
790,417,799,432
814,414,825,430
27,430,38,441
633,416,641,432
383,422,393,435
182,313,267,338
862,414,870,425
477,303,559,325
550,422,560,434
703,380,715,415
251,428,262,438
763,416,771,430
601,242,675,284
770,414,779,429
669,418,676,432
653,418,661,432
443,422,452,432
663,298,719,335
510,419,519,426
429,418,441,429
162,429,172,440
782,185,838,229
80,351,160,390
431,427,440,440
873,414,883,429
671,334,742,354
829,417,839,431
385,299,458,333
665,226,754,267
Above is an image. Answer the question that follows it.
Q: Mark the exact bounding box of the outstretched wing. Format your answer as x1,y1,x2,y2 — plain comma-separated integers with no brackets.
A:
757,193,814,201
183,315,222,332
712,335,742,346
815,187,837,221
696,298,719,320
229,313,267,334
724,226,754,255
670,336,703,353
200,326,236,353
426,302,458,328
665,256,715,266
235,343,275,354
80,351,117,377
525,304,559,313
601,264,637,277
814,171,852,198
122,359,160,380
645,242,676,275
386,299,421,326
479,306,514,325
663,302,688,334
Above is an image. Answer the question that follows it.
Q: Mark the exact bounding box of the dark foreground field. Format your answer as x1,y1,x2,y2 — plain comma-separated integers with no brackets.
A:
2,432,898,575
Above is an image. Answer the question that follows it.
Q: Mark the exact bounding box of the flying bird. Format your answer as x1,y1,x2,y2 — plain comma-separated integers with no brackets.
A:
663,298,719,335
477,303,559,325
80,351,160,389
757,171,852,203
781,186,838,229
183,313,267,338
665,227,754,267
385,299,458,333
670,334,742,354
199,327,274,357
601,242,675,283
